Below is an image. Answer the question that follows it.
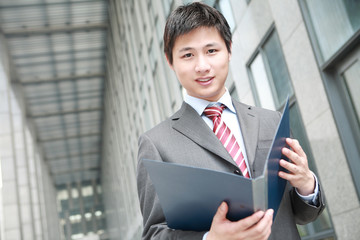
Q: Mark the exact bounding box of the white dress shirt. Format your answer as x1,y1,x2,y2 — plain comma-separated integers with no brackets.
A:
184,89,252,177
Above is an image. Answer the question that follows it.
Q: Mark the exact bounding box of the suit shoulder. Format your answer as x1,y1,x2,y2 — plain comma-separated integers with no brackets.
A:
251,105,281,118
140,117,172,140
140,104,185,141
233,99,281,119
140,102,188,139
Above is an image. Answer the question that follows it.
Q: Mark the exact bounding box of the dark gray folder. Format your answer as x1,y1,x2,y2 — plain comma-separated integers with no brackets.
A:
143,99,290,231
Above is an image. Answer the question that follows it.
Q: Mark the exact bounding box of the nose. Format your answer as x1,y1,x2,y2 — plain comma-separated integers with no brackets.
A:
195,55,210,73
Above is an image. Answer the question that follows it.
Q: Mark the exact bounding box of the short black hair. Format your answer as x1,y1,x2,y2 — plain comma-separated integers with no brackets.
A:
163,2,232,65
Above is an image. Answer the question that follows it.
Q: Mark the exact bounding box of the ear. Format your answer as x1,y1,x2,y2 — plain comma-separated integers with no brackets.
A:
165,54,174,70
228,43,232,62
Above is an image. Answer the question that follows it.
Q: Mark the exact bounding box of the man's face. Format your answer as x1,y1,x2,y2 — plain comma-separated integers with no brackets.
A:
169,27,231,102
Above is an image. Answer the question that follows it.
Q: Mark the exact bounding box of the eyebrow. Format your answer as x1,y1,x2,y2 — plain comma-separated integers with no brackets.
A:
178,43,220,53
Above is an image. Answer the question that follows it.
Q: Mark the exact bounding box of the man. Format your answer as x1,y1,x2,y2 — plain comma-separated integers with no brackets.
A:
137,2,325,239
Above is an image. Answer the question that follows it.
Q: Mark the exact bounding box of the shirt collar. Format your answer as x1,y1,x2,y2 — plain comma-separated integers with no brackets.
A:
184,88,236,115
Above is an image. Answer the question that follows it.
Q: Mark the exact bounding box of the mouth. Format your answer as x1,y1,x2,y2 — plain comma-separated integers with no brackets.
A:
196,77,214,82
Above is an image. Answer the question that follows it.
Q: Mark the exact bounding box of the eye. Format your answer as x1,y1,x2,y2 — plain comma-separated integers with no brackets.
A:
183,53,193,58
208,49,217,54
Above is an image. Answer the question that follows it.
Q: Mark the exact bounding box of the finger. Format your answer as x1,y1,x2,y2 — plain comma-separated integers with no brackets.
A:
246,209,273,239
286,138,306,158
261,211,273,239
282,147,301,165
256,209,274,229
212,202,228,224
279,159,298,174
278,170,293,181
234,210,265,230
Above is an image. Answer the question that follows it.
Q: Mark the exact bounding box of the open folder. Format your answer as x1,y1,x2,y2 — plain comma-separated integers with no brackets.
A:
142,98,290,231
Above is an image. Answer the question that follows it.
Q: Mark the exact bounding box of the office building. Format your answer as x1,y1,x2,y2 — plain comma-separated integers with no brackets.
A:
0,0,359,239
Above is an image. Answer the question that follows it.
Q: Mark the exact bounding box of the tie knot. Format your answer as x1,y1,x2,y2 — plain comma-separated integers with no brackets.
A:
204,104,226,121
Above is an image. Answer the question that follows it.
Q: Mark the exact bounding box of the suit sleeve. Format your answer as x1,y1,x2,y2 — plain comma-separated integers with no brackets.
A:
287,124,325,224
290,180,325,225
137,133,206,240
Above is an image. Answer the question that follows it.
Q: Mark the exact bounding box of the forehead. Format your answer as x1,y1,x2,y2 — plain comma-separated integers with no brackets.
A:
172,27,224,51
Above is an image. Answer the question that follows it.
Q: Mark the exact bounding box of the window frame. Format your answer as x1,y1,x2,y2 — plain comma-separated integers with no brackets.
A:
246,25,289,109
299,0,360,200
246,24,336,239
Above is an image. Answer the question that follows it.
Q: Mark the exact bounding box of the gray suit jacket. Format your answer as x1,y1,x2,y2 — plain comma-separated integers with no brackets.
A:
137,100,325,240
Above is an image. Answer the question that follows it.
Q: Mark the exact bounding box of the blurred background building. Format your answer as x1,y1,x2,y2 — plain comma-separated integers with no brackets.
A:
0,0,359,239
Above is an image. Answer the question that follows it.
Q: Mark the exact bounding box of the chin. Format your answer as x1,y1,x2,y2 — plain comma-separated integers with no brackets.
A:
200,90,224,101
199,94,221,102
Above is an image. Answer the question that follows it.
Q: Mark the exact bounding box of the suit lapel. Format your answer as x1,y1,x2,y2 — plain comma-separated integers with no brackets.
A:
171,102,238,168
232,100,259,173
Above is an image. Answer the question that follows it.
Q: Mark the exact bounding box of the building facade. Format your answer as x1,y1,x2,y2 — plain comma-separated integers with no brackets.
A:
1,0,359,239
0,35,61,239
101,0,359,239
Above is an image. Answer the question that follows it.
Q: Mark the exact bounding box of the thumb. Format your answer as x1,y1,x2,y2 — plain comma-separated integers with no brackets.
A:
212,202,228,223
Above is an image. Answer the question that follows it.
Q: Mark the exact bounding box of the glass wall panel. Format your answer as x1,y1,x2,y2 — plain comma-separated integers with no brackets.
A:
343,60,360,124
305,0,360,62
248,28,336,239
162,0,171,17
249,31,293,110
301,0,360,201
250,53,276,110
335,50,360,196
229,84,239,101
216,0,236,32
262,32,293,108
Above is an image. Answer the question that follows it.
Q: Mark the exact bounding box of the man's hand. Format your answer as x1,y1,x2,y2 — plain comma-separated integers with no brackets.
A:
207,202,273,240
279,138,315,196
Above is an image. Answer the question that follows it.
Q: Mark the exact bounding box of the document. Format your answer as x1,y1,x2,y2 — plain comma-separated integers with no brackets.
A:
142,99,290,231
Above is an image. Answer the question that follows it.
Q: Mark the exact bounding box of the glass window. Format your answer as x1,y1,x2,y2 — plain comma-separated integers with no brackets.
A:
162,0,171,17
229,84,239,101
82,185,93,197
248,28,336,239
262,32,294,107
249,31,292,110
155,16,163,45
301,0,360,199
249,53,276,110
343,59,360,124
141,94,152,131
71,187,79,209
204,0,216,6
335,48,360,197
57,189,69,204
148,0,156,28
149,39,157,73
216,0,236,32
304,0,360,62
152,67,166,120
182,0,193,5
96,184,102,194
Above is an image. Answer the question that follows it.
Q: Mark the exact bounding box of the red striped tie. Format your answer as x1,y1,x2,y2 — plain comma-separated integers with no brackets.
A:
204,104,250,178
